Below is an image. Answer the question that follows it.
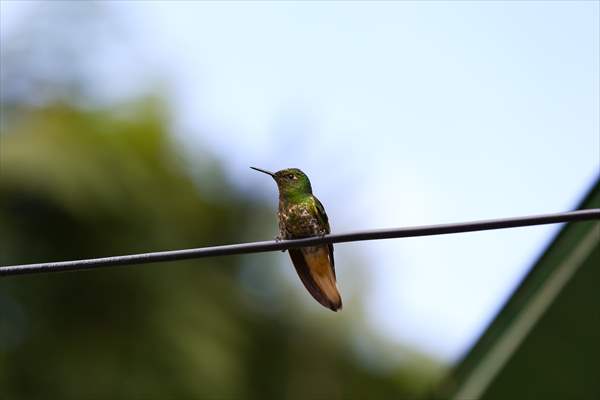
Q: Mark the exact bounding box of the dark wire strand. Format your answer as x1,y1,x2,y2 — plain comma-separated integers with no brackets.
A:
1,209,598,277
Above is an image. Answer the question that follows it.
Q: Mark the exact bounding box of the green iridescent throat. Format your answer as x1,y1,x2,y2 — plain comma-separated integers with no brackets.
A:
277,177,312,204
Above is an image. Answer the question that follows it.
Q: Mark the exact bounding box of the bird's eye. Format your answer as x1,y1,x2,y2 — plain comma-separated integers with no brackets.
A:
287,174,295,180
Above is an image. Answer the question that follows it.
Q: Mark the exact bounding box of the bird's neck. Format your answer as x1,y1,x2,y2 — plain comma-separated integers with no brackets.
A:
279,190,311,206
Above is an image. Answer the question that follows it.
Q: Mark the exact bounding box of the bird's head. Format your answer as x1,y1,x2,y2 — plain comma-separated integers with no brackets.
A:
250,167,313,199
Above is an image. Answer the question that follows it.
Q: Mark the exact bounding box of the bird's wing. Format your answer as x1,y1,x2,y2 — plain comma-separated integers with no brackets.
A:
313,196,330,232
313,196,335,272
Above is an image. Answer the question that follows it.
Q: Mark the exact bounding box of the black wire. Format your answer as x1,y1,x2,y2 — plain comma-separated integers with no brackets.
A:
1,209,598,277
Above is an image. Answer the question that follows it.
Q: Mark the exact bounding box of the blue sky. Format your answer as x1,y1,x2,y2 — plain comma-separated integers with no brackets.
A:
2,1,598,361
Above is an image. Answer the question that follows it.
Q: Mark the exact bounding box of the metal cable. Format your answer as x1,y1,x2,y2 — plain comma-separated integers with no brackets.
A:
1,209,598,277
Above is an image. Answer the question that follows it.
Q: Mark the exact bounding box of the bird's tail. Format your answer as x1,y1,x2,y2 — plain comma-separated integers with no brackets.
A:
289,246,342,311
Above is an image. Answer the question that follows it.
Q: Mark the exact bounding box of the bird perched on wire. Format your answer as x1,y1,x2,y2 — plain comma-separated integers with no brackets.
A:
251,167,342,311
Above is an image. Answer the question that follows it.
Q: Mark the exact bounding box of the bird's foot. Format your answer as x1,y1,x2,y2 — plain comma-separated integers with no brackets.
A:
275,235,286,252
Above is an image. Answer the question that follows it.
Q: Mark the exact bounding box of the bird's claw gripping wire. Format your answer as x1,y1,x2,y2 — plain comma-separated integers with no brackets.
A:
275,235,286,252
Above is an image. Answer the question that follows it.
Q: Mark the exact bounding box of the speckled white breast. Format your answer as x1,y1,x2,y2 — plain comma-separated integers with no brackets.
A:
278,202,322,239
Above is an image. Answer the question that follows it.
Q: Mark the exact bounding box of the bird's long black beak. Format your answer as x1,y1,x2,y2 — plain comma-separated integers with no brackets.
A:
250,166,276,178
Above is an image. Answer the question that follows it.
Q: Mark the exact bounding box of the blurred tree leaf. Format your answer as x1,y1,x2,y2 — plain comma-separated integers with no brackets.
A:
0,103,441,400
0,3,442,398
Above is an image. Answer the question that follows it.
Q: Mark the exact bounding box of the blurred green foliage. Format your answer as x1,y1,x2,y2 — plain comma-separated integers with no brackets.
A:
0,102,440,399
0,3,442,398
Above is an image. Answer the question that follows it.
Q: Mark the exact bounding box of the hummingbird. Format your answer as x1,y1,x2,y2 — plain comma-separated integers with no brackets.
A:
251,167,342,311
